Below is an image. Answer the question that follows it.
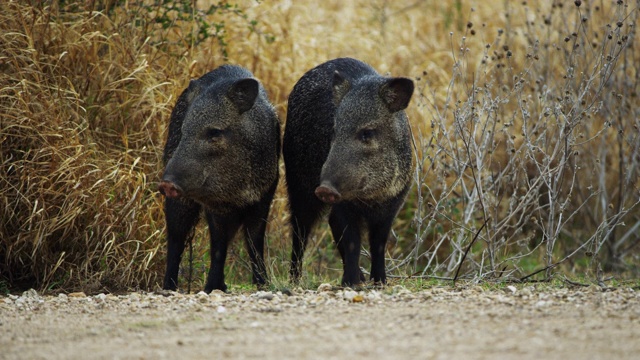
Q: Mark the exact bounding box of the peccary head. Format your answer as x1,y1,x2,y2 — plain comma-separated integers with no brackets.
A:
159,71,279,212
315,71,414,204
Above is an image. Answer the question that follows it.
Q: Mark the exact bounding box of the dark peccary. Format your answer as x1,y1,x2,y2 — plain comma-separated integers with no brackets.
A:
283,57,414,287
158,65,280,293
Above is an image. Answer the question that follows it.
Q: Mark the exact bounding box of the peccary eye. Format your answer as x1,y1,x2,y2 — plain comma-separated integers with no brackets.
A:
358,128,376,143
206,128,224,141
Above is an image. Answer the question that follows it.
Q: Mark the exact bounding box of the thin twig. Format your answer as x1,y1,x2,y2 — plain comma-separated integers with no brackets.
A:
188,235,193,294
563,276,590,287
453,218,489,285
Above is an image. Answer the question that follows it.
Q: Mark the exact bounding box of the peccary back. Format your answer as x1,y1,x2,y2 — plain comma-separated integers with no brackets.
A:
283,57,414,286
159,65,280,292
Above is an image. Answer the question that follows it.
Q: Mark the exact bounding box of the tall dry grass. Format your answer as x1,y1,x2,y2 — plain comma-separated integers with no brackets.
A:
1,0,639,293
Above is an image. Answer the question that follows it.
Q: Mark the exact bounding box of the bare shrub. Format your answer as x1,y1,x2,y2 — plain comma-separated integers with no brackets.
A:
397,1,640,282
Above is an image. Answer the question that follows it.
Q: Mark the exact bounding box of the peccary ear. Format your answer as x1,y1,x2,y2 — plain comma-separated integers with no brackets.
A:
185,79,203,105
379,77,414,112
228,78,259,114
332,71,351,105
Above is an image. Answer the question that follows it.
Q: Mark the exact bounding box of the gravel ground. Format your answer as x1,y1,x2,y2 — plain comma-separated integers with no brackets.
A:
1,284,639,360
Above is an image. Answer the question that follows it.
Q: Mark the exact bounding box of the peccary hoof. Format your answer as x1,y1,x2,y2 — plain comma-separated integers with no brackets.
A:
315,184,342,204
158,181,182,198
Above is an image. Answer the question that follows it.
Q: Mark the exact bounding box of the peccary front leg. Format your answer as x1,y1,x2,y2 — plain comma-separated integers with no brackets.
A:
368,219,394,285
244,228,267,288
329,205,366,287
163,197,201,291
242,205,271,288
204,212,239,293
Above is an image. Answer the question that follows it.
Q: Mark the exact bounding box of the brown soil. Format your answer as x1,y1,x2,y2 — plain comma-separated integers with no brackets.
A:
2,285,639,359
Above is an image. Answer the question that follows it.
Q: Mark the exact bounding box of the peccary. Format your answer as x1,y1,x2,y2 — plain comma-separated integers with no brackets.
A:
283,57,414,287
158,65,280,293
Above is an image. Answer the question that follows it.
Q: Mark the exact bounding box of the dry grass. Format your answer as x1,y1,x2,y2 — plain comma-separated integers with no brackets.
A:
1,0,639,293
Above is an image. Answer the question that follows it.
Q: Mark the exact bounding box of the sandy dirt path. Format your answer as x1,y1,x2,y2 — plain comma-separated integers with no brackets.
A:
2,284,639,359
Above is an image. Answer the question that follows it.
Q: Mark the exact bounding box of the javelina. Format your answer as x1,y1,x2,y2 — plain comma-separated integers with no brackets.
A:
283,57,414,287
158,65,280,293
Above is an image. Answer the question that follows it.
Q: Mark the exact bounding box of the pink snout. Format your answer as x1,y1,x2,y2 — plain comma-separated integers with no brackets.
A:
158,181,182,198
315,183,342,204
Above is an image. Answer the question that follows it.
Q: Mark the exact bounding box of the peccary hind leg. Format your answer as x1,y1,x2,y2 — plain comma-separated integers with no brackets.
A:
163,198,201,291
288,198,324,283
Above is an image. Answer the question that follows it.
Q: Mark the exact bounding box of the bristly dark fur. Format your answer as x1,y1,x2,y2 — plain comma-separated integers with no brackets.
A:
161,65,280,293
283,57,414,287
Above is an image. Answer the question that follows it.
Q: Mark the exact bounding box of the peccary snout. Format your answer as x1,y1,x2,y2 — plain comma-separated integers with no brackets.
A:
158,180,182,198
315,182,342,204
